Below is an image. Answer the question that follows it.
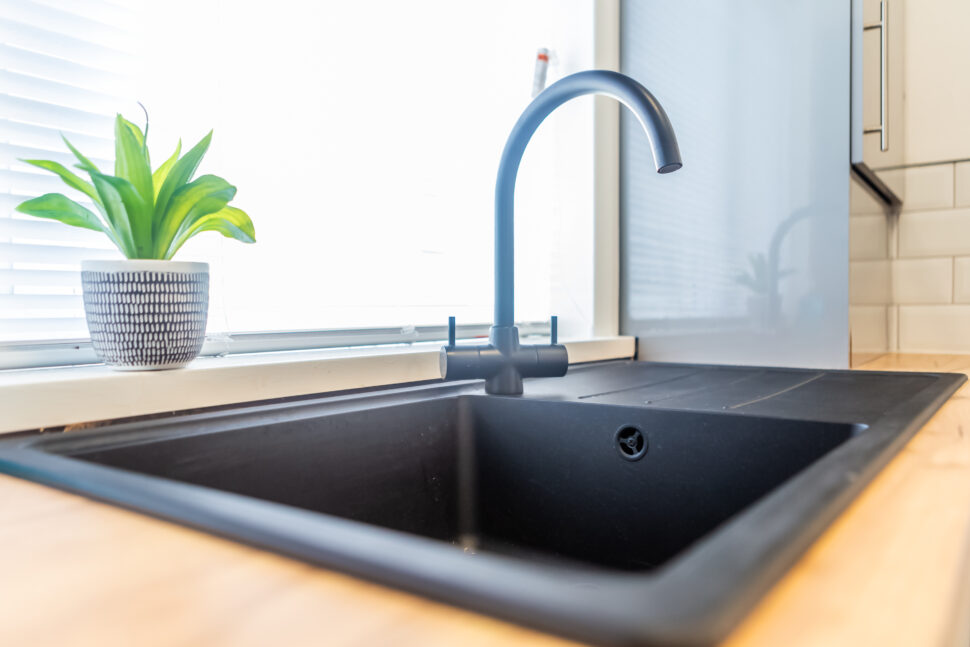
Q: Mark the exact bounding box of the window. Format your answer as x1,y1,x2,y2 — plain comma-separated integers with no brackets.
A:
0,0,598,366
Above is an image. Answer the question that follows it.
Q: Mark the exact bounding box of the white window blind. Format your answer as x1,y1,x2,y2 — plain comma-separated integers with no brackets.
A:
0,0,136,341
1,0,597,365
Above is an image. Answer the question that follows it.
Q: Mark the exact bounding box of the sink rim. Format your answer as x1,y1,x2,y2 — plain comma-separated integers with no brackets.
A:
0,361,963,646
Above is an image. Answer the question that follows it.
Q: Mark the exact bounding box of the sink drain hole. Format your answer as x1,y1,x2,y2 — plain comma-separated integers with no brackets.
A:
615,425,647,461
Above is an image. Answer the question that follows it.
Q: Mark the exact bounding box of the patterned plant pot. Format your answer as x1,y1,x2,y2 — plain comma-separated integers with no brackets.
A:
80,260,209,370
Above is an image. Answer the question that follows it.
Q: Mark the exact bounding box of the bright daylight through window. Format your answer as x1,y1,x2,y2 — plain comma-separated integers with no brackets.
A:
0,0,597,361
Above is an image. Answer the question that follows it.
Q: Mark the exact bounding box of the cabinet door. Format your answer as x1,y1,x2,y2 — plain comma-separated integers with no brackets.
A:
862,0,905,168
904,0,970,165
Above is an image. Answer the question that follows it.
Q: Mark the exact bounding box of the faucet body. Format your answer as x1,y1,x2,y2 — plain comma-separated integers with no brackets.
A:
441,70,682,395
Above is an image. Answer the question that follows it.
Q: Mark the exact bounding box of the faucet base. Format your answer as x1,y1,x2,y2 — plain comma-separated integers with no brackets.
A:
485,365,524,396
439,324,568,395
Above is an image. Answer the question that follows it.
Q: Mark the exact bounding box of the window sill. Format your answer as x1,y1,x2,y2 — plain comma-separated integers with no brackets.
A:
0,336,635,434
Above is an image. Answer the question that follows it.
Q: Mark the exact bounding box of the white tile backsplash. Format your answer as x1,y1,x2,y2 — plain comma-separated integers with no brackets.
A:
893,257,953,304
849,260,892,305
899,305,970,353
955,162,970,207
850,179,887,215
898,208,970,257
850,305,889,353
953,257,970,303
849,214,888,260
896,164,955,211
848,162,970,353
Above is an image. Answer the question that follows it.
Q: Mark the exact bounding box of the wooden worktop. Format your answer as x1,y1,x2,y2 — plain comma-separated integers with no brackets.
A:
1,354,968,646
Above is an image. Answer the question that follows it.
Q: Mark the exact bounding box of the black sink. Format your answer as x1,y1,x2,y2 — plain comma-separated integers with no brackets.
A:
0,361,962,645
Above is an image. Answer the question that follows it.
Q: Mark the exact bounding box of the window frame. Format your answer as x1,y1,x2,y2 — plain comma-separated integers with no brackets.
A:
0,0,622,371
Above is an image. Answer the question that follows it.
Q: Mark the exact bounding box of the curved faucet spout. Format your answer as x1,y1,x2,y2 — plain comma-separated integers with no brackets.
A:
494,69,682,328
441,70,681,395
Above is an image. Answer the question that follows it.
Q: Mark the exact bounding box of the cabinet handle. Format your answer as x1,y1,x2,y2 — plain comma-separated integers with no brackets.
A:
864,0,888,152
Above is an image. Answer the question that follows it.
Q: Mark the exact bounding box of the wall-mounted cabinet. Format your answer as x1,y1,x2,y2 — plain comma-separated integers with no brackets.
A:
851,0,905,208
859,0,906,169
902,0,970,165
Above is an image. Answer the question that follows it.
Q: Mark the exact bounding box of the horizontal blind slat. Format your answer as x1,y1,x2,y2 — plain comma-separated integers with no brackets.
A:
0,95,115,137
0,69,129,117
0,317,87,335
0,144,113,177
0,215,114,247
0,268,80,287
0,168,112,198
31,0,137,31
0,293,82,309
0,43,129,92
0,242,119,264
0,18,133,73
0,118,114,161
2,1,134,50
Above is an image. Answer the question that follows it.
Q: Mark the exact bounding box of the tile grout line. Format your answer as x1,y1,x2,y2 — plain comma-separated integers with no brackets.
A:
954,162,958,208
892,304,899,352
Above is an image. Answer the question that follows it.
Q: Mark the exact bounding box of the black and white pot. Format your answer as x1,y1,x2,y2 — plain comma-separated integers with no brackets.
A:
80,260,209,370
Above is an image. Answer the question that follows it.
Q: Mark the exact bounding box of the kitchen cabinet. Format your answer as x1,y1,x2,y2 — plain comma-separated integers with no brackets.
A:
902,0,970,165
859,0,906,169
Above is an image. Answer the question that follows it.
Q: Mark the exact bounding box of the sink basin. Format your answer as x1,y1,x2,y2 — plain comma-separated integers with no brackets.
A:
0,361,962,645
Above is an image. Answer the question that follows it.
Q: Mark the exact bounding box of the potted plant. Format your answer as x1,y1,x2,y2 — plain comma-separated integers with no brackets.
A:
15,112,255,370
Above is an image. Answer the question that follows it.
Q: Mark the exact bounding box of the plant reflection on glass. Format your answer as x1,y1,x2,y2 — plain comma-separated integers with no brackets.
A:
734,252,794,296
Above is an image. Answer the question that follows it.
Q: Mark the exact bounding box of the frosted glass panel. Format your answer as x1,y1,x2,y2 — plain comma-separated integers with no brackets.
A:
620,0,849,368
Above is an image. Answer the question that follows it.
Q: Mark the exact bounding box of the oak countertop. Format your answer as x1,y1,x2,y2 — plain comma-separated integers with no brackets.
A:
1,353,968,646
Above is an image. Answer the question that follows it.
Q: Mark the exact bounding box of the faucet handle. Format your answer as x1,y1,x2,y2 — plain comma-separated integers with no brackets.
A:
448,316,456,347
551,315,558,345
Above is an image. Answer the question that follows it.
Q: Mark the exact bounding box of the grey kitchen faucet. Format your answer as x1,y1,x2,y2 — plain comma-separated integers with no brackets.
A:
441,70,682,395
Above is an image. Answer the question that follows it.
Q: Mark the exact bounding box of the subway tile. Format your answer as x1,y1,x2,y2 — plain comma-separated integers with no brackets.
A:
954,257,970,302
879,169,905,202
850,306,888,353
898,208,970,257
899,305,970,353
850,260,891,305
898,164,954,211
851,178,886,215
893,257,952,304
955,162,970,207
849,214,888,260
888,304,898,351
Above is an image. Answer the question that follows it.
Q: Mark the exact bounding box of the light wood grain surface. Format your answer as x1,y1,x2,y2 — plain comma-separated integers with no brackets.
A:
1,354,968,647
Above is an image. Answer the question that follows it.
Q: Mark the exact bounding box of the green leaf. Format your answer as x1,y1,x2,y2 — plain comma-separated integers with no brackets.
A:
15,120,254,260
152,139,181,199
118,115,145,148
118,114,151,168
154,174,235,257
113,114,153,206
15,193,106,233
91,172,152,258
20,159,102,207
91,173,136,258
153,130,212,235
165,206,255,259
61,134,100,174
